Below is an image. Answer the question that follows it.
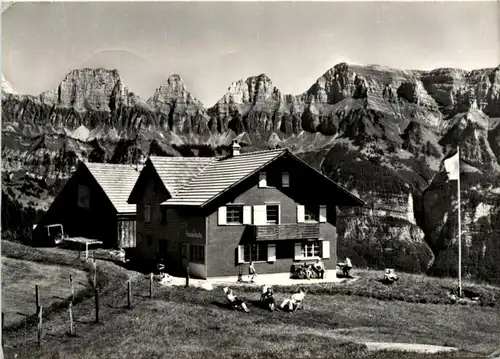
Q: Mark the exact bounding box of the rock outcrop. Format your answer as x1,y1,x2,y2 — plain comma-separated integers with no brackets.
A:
2,62,500,282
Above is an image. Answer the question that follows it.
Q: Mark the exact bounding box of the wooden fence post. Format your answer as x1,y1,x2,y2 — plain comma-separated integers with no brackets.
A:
35,284,40,315
37,306,43,347
70,274,74,303
185,266,190,288
93,262,97,288
2,312,5,349
68,302,74,336
149,273,153,299
127,280,132,309
94,289,99,324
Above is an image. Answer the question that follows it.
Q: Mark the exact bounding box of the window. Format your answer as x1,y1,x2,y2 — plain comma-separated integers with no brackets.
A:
190,245,205,263
266,205,280,224
226,205,243,224
160,207,167,225
304,205,319,222
266,171,281,187
77,185,90,210
144,205,151,223
276,242,294,259
243,243,267,262
302,241,321,258
146,235,153,246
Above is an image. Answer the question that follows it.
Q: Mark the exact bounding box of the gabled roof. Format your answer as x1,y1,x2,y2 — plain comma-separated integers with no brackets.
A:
148,156,215,196
83,162,142,214
165,149,287,206
149,148,364,208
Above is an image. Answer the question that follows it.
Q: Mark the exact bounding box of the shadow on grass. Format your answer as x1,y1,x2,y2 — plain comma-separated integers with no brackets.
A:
210,301,233,311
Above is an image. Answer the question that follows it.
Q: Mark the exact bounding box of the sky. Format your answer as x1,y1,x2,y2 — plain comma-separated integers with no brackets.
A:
2,2,499,107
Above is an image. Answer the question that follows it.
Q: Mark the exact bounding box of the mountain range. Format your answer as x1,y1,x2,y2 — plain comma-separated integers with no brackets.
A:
2,62,500,282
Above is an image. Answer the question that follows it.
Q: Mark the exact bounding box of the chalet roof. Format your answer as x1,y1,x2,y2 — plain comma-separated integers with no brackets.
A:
148,156,215,196
164,149,287,206
84,162,142,214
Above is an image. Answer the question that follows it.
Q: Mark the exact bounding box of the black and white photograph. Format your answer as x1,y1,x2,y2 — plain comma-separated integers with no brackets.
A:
1,1,499,358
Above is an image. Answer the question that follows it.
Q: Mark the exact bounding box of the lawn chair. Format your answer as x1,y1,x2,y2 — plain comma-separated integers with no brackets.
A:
223,287,249,313
280,289,307,313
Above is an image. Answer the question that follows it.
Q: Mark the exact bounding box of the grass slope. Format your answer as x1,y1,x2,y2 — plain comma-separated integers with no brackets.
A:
1,257,87,326
2,241,499,358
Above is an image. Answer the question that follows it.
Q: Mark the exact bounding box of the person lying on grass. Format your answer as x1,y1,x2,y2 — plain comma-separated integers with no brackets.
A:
223,287,250,313
280,288,307,312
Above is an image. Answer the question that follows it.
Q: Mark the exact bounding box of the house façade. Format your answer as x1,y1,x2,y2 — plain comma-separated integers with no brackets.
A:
127,142,365,279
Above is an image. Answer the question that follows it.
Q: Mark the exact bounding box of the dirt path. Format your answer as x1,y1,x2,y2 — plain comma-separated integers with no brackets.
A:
363,342,458,354
291,328,459,354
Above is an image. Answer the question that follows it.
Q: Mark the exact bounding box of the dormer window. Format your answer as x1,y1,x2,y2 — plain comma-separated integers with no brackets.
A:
266,171,281,188
258,171,290,188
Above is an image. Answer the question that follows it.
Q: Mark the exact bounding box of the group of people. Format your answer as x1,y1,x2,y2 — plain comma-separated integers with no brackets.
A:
293,259,326,280
223,285,307,313
241,257,354,282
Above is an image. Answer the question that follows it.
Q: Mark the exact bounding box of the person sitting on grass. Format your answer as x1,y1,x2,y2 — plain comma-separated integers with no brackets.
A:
248,261,257,283
280,288,306,312
260,285,273,301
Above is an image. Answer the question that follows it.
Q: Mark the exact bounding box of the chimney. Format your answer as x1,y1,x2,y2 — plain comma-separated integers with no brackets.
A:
230,140,241,156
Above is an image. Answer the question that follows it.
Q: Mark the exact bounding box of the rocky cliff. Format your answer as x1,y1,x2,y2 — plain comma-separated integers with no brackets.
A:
2,63,500,282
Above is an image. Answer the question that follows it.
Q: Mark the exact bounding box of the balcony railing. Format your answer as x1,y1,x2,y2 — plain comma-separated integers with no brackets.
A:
248,223,320,241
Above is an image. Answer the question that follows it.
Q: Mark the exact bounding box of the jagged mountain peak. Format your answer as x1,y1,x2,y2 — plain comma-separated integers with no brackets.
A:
38,67,138,112
164,74,186,88
215,73,283,106
148,73,205,110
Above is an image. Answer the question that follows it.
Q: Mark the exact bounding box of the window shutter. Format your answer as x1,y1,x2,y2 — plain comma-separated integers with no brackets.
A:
282,172,290,187
319,205,327,223
267,244,276,262
218,206,227,225
237,245,244,264
253,205,267,225
243,206,252,224
297,205,305,223
322,240,331,259
259,172,267,188
294,242,303,260
145,205,151,223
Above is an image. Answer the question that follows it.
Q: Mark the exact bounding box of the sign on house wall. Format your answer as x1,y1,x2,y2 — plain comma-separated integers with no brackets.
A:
183,216,205,240
77,184,90,210
185,230,203,239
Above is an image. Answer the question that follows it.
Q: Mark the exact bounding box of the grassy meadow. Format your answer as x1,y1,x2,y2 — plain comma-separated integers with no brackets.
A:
2,240,499,359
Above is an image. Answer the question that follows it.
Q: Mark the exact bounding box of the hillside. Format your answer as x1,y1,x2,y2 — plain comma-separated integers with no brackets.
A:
2,62,500,282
